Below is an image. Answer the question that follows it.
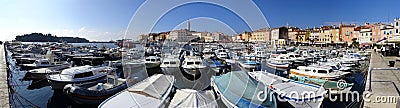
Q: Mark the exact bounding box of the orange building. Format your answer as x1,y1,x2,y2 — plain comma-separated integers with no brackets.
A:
339,23,356,44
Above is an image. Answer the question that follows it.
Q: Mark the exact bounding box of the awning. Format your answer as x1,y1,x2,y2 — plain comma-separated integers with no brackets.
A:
388,36,400,43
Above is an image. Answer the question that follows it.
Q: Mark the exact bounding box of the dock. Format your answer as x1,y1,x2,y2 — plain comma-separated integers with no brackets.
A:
0,44,10,108
364,51,400,107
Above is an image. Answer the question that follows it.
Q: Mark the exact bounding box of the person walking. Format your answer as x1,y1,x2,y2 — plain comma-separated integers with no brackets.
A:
382,46,386,56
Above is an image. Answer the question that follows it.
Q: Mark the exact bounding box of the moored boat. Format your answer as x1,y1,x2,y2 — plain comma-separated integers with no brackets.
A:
63,77,132,104
24,65,70,80
47,65,115,90
211,71,277,108
98,74,175,108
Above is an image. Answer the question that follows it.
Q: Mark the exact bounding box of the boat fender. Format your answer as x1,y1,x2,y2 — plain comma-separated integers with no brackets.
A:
97,83,104,91
64,84,76,94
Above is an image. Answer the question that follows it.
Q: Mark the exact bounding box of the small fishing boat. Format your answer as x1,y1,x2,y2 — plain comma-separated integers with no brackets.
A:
211,71,277,108
169,89,218,107
98,74,175,108
48,65,115,90
24,65,70,80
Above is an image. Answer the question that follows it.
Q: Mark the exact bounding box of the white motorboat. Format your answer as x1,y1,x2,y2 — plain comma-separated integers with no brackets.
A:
289,66,351,81
160,57,180,74
145,56,161,68
181,56,207,76
24,65,70,80
266,56,290,71
63,77,132,104
98,74,175,108
20,59,65,70
202,48,215,59
286,53,306,61
216,51,229,60
47,65,115,90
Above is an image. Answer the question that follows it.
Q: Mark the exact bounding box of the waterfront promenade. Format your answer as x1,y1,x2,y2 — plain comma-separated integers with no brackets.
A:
0,45,10,108
364,51,400,108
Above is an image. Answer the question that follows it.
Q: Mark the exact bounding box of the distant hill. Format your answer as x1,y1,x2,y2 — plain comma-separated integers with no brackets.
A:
15,33,89,43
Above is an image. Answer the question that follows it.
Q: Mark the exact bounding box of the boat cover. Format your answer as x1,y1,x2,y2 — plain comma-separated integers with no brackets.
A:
169,89,218,108
99,74,174,108
212,71,277,108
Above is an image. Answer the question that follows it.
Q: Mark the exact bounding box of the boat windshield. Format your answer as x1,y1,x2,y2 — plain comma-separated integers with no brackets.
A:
74,72,94,78
195,61,201,65
41,61,50,65
318,70,328,73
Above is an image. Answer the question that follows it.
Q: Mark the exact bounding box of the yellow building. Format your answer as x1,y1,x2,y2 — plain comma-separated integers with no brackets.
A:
296,30,310,43
251,28,270,42
240,32,252,42
331,27,340,43
319,26,340,43
288,27,300,42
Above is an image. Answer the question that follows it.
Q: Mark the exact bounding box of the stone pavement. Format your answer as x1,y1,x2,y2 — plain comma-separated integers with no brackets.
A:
364,51,400,108
0,44,10,108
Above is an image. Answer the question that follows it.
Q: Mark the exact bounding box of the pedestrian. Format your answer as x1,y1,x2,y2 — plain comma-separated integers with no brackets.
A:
382,46,386,56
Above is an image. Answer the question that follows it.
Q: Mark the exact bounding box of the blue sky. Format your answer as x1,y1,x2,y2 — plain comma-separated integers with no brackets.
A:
0,0,399,41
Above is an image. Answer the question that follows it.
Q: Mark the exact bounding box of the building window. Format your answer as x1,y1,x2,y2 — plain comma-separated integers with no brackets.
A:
384,31,386,35
397,22,399,26
397,29,399,33
370,33,372,36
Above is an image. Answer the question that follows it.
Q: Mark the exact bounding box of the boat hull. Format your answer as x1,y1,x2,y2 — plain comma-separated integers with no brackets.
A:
48,75,107,90
266,62,289,71
63,80,128,105
161,67,180,75
24,72,59,80
183,68,203,76
145,62,161,69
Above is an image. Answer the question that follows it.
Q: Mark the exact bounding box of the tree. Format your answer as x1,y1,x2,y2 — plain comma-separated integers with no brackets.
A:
351,38,359,47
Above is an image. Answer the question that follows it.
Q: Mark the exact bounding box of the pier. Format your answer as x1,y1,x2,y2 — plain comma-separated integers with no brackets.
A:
364,51,400,107
0,44,10,108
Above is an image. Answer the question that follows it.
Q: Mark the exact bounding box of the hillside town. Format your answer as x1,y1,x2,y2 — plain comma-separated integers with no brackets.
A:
139,18,400,47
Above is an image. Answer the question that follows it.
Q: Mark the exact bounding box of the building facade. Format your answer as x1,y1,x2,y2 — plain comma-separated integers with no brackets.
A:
310,28,320,43
395,18,400,37
359,26,373,45
340,24,355,44
251,28,271,43
271,27,288,45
